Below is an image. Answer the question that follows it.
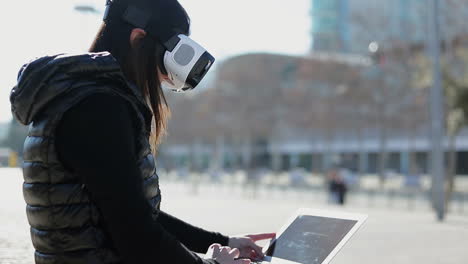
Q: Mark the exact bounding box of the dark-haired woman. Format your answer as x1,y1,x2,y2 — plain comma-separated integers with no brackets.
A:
10,0,274,264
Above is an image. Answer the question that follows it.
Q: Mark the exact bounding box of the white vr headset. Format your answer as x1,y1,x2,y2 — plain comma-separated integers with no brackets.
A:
104,1,215,92
162,34,214,92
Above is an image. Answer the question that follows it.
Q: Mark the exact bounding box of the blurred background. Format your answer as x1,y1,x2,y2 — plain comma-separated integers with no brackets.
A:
1,1,468,264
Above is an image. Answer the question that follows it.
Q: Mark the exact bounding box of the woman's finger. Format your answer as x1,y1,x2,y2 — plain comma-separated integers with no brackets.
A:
236,259,251,264
248,241,264,257
245,233,276,241
220,246,231,253
209,243,221,255
229,248,240,258
210,244,221,250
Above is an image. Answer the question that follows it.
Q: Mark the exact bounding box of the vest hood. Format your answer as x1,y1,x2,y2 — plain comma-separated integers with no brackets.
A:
10,52,146,125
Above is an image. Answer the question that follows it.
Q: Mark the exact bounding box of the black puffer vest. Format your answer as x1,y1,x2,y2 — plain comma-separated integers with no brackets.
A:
10,52,161,264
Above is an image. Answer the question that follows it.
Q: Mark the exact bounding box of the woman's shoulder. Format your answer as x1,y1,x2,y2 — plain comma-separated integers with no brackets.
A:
54,84,151,138
65,93,135,125
55,93,138,152
11,51,143,126
55,92,140,172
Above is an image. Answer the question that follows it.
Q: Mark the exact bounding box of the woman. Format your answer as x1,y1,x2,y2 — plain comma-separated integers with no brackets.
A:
10,0,274,263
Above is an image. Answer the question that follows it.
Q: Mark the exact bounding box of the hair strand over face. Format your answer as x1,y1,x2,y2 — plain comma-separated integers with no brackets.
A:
89,22,170,154
88,1,190,154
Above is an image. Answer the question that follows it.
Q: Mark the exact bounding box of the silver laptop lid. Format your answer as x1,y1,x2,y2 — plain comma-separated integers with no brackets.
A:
264,209,367,264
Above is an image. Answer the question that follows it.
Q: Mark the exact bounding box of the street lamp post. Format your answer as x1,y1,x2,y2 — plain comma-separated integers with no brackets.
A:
428,0,445,221
368,42,387,188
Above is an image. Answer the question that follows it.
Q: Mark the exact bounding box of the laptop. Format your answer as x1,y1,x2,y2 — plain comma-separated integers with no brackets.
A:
254,208,367,264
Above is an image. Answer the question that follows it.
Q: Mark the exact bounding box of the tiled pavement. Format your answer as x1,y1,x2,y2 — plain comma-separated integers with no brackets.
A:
1,168,467,264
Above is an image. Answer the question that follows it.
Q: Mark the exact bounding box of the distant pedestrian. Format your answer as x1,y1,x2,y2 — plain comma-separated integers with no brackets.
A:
327,169,348,205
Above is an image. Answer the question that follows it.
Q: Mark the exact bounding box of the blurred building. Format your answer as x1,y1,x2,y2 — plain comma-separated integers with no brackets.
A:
311,0,350,53
160,49,468,176
162,1,468,174
311,0,466,54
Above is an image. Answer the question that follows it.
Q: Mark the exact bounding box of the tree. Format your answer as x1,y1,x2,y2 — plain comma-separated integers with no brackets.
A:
410,34,468,212
442,43,468,211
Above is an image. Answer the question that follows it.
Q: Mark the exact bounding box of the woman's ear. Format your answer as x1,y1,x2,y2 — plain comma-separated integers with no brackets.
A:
129,28,147,47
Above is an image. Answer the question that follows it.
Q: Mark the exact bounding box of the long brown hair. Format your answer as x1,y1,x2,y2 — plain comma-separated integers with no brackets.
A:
88,1,190,152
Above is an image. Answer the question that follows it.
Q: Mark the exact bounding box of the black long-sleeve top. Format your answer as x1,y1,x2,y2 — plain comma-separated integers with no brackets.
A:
55,93,229,264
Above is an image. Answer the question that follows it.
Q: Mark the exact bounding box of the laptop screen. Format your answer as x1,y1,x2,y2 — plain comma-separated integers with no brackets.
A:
265,214,357,264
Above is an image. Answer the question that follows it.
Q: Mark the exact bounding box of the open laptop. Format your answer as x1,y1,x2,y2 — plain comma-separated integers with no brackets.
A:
254,208,367,264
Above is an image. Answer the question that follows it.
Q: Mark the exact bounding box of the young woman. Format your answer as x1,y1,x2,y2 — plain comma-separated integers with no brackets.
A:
10,0,274,263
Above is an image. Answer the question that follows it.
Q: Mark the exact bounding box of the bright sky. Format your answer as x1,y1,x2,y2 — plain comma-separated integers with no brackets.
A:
0,0,311,123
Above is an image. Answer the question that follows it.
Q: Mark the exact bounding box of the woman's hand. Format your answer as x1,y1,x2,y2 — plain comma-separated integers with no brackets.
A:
205,244,250,264
228,233,276,261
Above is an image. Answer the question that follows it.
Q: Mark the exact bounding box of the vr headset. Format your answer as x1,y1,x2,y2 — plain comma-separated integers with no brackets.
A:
104,0,215,92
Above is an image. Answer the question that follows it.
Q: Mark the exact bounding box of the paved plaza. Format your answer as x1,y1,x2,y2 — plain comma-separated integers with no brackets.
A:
1,168,467,264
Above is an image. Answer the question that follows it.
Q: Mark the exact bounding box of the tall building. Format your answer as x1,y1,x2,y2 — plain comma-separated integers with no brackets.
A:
311,0,428,54
311,0,349,53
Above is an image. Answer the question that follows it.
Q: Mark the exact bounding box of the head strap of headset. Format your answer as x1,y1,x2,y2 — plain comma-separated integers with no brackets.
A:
103,0,181,52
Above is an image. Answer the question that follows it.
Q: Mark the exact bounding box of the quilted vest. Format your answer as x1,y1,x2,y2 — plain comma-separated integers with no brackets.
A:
11,53,161,264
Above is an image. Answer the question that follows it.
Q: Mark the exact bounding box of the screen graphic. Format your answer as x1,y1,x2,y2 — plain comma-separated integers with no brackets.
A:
266,215,357,264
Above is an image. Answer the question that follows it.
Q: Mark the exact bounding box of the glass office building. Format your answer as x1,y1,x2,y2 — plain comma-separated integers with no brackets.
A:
311,0,350,53
311,0,428,54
